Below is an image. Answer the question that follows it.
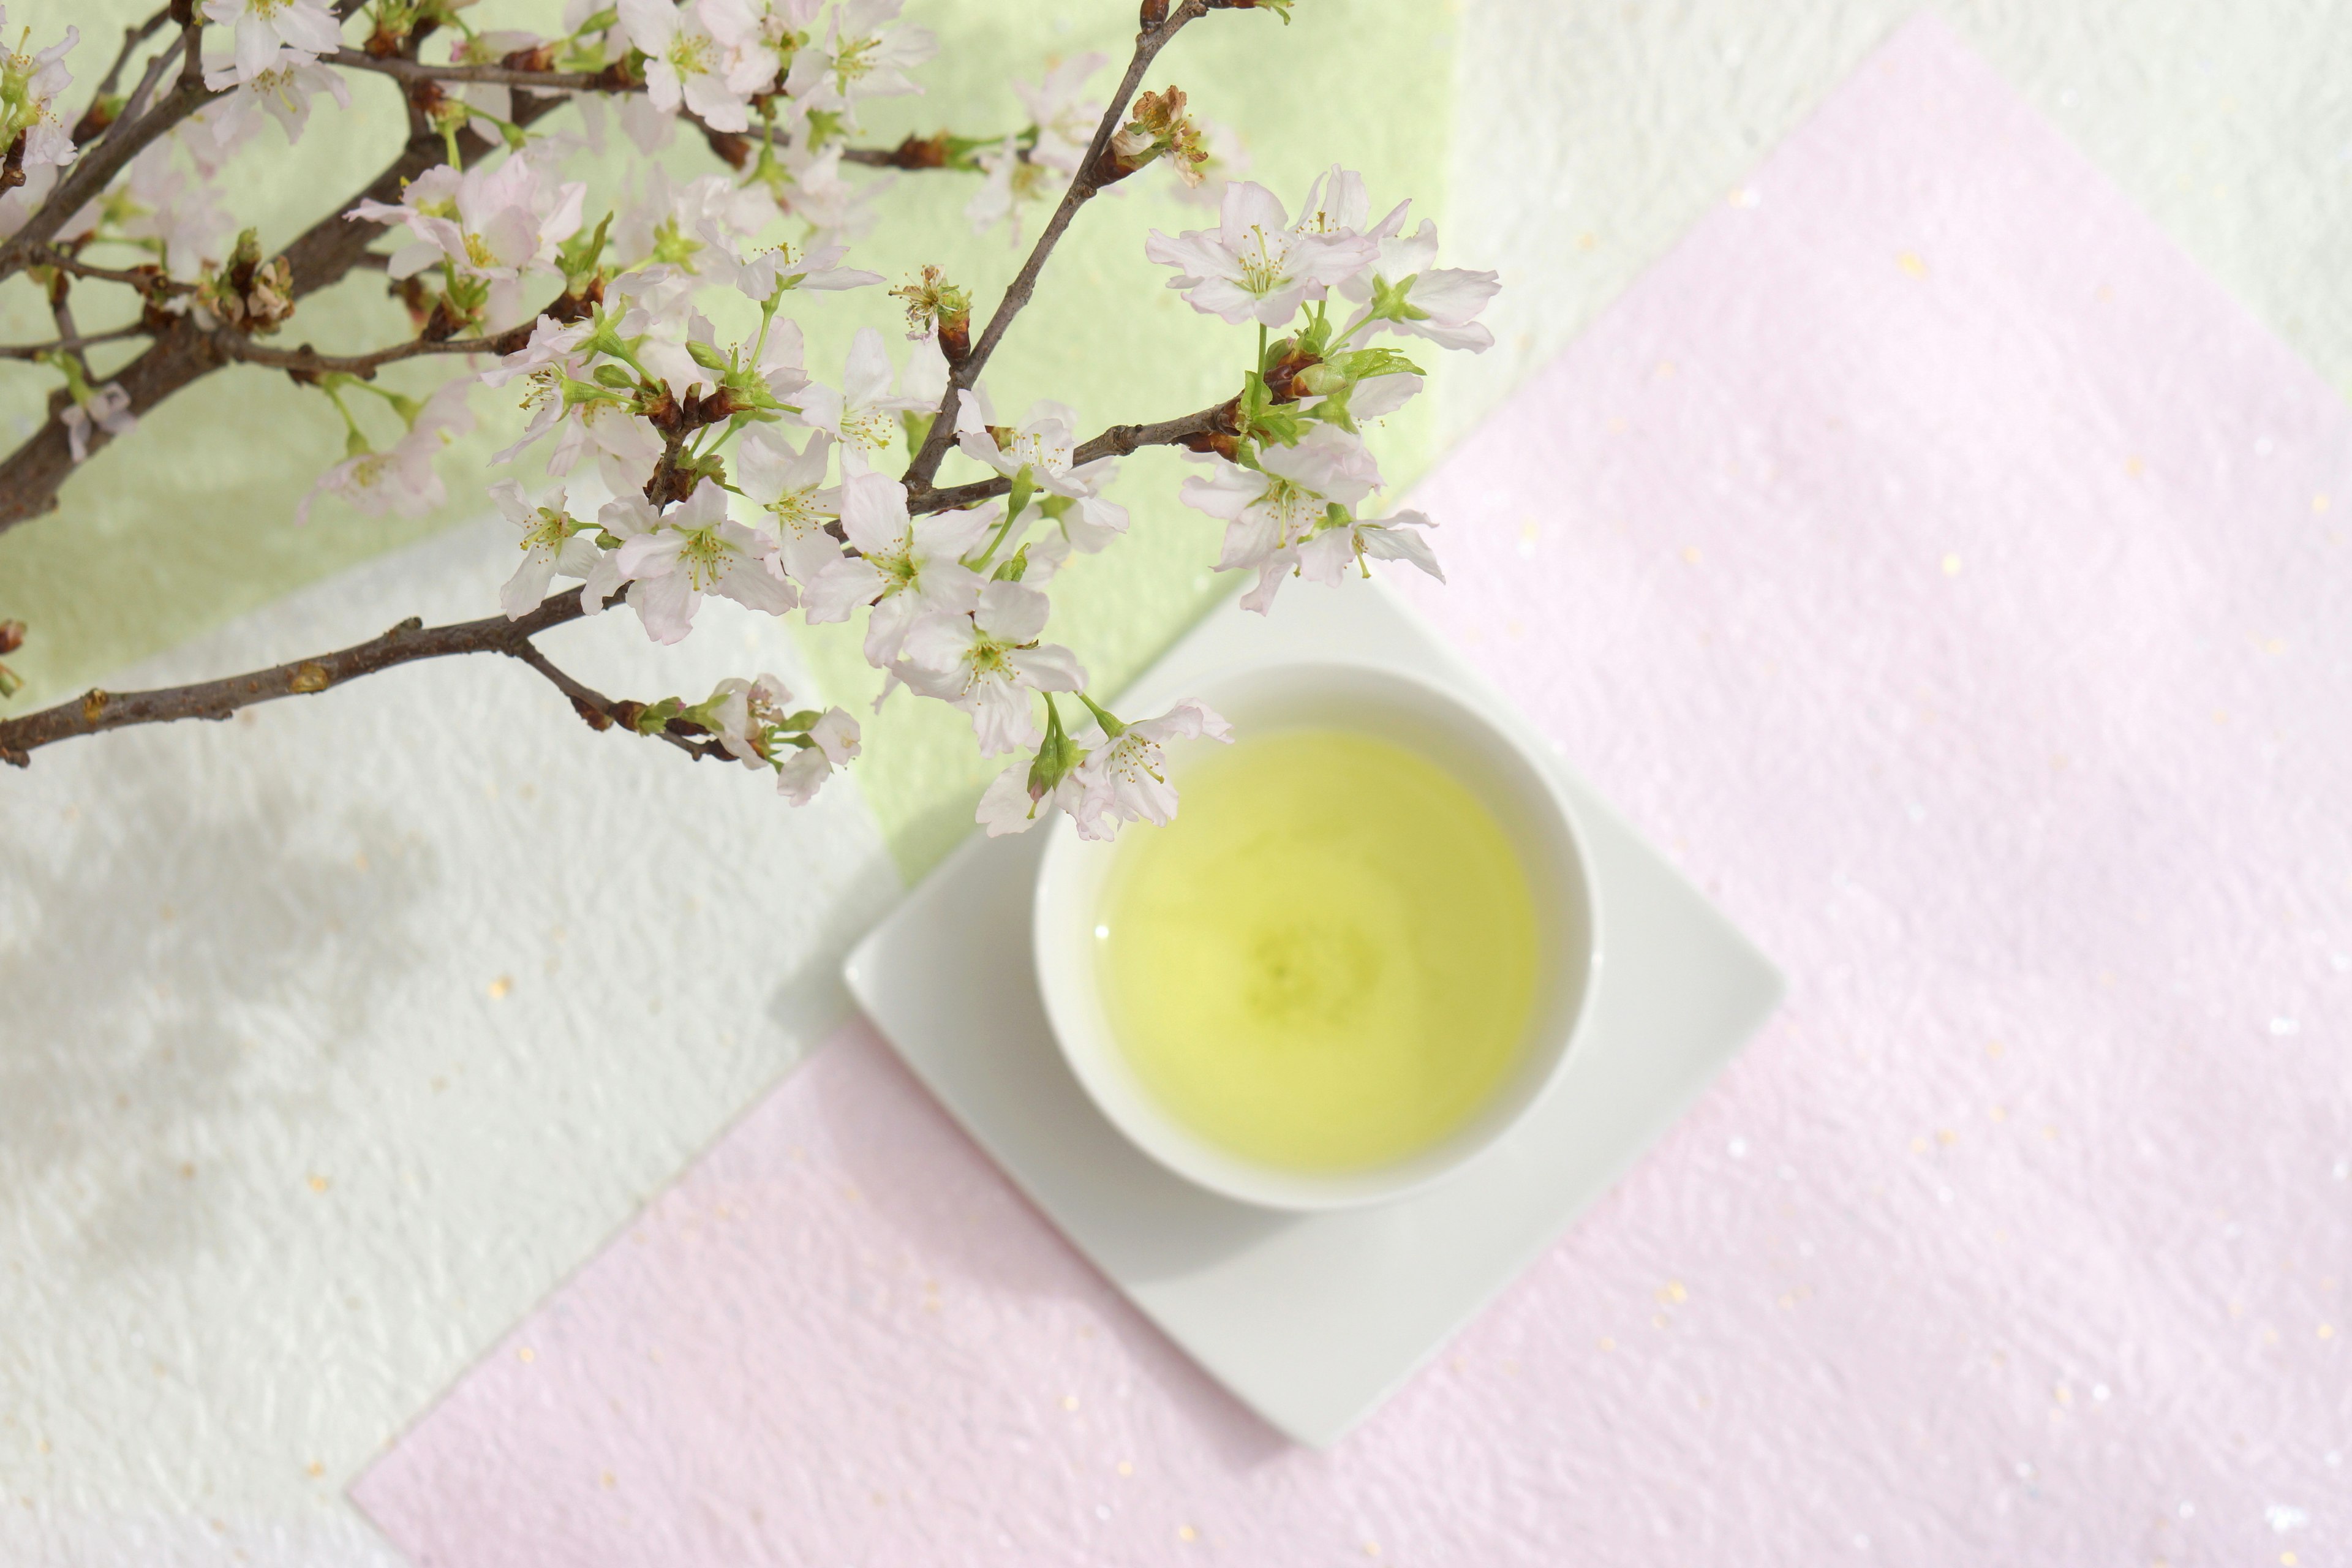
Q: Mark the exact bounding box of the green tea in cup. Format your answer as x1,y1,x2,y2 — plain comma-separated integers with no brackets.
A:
1093,728,1540,1172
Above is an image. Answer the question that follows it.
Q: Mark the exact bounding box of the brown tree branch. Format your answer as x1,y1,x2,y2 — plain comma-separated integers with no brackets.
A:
899,1,1208,491
86,6,174,108
17,243,182,292
0,28,221,282
0,589,729,768
325,47,621,94
0,388,1246,761
214,324,531,379
906,398,1237,516
0,80,570,532
0,326,150,361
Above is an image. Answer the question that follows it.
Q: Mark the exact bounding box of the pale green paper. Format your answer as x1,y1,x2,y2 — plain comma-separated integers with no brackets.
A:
0,0,1455,878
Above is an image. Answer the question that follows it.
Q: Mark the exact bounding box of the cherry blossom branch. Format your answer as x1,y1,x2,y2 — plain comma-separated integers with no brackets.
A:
0,27,220,281
906,397,1238,515
0,589,729,768
0,82,568,531
0,326,151,361
900,0,1209,489
213,324,535,379
15,243,181,292
78,6,177,143
325,47,620,94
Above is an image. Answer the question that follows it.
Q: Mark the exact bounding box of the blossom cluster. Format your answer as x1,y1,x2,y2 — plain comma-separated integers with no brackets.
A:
1,1,1496,835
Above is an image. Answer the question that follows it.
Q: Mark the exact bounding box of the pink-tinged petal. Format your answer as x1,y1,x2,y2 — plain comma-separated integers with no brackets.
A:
1396,317,1496,353
1007,641,1085,693
965,678,1041,758
715,556,800,614
774,745,832,805
1347,372,1422,421
842,326,893,408
1218,180,1287,246
862,590,931,669
898,607,976,674
1237,550,1295,614
1359,513,1444,581
1295,526,1355,587
556,535,602,579
974,579,1049,643
614,529,684,579
500,549,557,619
802,556,886,624
1404,266,1499,323
629,571,699,644
835,469,909,555
683,70,750,131
616,0,679,53
976,764,1047,837
1180,277,1261,325
808,707,861,765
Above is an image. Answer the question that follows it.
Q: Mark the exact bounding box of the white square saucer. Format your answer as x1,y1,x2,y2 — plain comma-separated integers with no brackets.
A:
842,580,1784,1447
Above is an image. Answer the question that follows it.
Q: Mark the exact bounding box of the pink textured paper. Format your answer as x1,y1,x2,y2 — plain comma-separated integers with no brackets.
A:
355,18,2352,1564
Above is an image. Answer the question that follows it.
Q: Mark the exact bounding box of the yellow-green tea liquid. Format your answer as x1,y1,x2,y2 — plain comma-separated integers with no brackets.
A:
1095,729,1539,1172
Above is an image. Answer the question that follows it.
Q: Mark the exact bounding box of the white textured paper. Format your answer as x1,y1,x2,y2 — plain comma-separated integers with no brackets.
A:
0,521,900,1564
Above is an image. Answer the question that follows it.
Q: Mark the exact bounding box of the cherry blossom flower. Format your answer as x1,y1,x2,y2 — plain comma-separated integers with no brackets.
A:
954,390,1127,550
736,426,845,584
775,706,860,804
617,0,753,132
482,315,666,496
61,382,134,464
440,29,552,133
801,470,986,674
1168,116,1249,212
296,381,475,525
0,9,80,176
58,142,230,281
1338,219,1501,353
976,747,1088,838
797,326,932,475
699,0,811,96
1296,508,1442,588
757,135,882,238
1071,698,1232,836
697,671,794,763
201,0,339,88
349,153,587,328
900,580,1085,756
202,47,352,145
784,0,935,119
963,136,1054,244
1178,423,1382,611
1016,52,1107,174
614,482,797,644
614,167,769,293
1144,179,1380,326
491,480,601,619
737,238,884,300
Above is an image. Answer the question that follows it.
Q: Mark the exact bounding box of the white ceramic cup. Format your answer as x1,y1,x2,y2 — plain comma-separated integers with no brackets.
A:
1032,660,1602,1211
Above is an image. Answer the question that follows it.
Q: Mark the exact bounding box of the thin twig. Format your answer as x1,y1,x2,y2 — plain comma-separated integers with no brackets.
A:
17,243,179,292
0,589,726,767
0,326,149,361
102,28,180,149
906,399,1237,516
214,326,527,378
83,6,175,130
899,1,1208,490
326,47,619,93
